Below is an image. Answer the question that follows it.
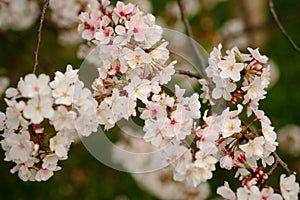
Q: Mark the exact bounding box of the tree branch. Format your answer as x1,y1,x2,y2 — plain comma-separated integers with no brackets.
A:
33,0,50,74
175,69,202,79
177,0,208,79
269,0,300,53
271,152,295,175
259,152,295,186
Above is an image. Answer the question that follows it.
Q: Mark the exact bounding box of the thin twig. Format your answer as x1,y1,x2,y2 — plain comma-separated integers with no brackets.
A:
269,0,300,53
259,152,295,187
258,152,294,186
271,152,295,175
177,0,208,79
33,0,50,74
175,69,202,79
267,156,279,176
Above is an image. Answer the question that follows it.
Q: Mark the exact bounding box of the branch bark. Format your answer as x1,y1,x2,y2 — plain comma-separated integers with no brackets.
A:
33,0,50,74
271,152,295,176
177,0,208,80
269,0,300,53
175,69,202,79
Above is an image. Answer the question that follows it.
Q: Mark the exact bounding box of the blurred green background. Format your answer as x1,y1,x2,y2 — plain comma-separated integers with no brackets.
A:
0,0,299,199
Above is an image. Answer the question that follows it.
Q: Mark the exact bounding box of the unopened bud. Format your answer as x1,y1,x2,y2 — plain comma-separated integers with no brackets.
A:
32,143,39,156
262,173,269,180
239,175,244,181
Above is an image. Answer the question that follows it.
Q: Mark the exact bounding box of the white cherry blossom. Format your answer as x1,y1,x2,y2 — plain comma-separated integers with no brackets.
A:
125,14,146,42
220,154,234,170
240,136,266,159
114,1,135,19
1,131,33,163
50,106,75,131
49,133,71,159
23,96,54,124
42,154,60,171
124,76,152,103
20,74,51,98
242,76,267,102
247,47,268,64
217,182,235,200
219,53,244,81
114,25,130,45
280,174,299,200
260,188,283,200
123,47,152,69
212,77,236,100
35,168,54,182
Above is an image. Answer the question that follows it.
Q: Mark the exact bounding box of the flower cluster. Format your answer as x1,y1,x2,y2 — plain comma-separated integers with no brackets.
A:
194,44,299,197
0,0,299,199
200,44,270,113
0,65,98,181
141,85,200,147
112,136,210,200
76,1,299,198
217,174,299,200
78,0,176,129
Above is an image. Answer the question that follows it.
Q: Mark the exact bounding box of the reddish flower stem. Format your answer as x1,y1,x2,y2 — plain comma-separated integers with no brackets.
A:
33,0,50,74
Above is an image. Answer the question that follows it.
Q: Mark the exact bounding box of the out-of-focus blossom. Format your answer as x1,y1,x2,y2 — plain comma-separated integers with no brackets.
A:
278,124,300,157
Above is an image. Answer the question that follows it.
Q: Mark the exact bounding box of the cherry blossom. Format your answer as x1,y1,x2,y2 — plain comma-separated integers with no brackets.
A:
247,47,268,64
124,76,152,103
20,74,51,98
240,136,266,159
50,106,76,131
211,77,236,100
217,179,284,199
219,53,244,81
23,96,54,124
114,1,135,19
1,131,33,163
35,168,54,182
50,133,70,159
200,44,271,109
0,65,99,181
0,1,298,199
123,47,152,69
216,181,236,200
280,174,299,200
125,14,146,42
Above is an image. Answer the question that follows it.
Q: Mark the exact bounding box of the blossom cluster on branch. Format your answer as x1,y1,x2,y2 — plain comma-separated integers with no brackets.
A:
0,0,299,199
0,65,98,181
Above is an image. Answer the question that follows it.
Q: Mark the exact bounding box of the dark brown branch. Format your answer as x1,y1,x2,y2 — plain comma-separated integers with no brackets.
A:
269,0,300,53
33,0,50,74
175,69,202,79
259,152,295,186
271,152,295,176
177,0,208,79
